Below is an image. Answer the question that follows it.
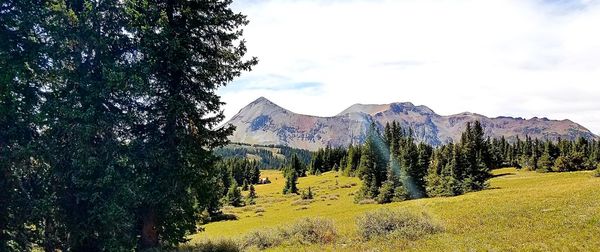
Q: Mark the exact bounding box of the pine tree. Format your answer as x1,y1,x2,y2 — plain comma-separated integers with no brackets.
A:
242,179,249,191
377,162,401,204
1,0,48,249
301,187,314,200
38,1,142,249
356,123,387,200
245,184,257,205
127,0,257,247
344,144,361,176
225,181,243,207
251,162,261,184
537,142,554,172
283,155,300,194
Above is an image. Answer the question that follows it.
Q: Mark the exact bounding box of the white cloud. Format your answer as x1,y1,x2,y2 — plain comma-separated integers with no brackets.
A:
219,0,600,134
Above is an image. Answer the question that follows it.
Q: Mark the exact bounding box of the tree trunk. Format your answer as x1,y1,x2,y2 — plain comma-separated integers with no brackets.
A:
140,209,159,249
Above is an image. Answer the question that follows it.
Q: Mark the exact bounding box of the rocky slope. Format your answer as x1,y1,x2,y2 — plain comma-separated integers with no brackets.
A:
225,97,598,151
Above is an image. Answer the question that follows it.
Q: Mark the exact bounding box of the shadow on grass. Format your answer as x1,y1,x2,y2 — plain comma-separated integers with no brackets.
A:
203,213,238,224
492,172,515,178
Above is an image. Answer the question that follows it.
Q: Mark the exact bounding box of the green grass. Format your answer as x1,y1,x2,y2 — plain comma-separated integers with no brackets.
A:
188,168,600,251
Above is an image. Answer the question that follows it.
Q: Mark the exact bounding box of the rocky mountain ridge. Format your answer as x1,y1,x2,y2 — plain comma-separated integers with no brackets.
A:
225,97,598,151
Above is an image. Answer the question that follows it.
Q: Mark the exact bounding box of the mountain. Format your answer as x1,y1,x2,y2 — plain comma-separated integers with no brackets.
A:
225,97,598,151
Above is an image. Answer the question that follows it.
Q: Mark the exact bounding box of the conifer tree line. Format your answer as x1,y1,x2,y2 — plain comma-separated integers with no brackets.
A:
216,158,261,187
214,143,312,169
215,157,264,209
1,0,256,251
306,120,600,204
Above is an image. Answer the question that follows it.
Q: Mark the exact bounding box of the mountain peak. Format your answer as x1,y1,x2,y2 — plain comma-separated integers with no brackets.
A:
251,96,275,105
337,102,435,116
230,97,287,122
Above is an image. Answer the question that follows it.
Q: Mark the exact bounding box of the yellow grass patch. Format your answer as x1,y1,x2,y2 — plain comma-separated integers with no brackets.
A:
188,168,600,251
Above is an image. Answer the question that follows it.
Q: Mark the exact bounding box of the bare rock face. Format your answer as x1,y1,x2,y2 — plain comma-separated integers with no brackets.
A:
225,97,598,151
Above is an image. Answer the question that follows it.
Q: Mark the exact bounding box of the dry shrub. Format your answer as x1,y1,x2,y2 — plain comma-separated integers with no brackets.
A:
241,230,280,250
282,218,337,245
291,199,313,206
241,218,337,250
357,199,377,205
356,208,443,241
180,239,239,252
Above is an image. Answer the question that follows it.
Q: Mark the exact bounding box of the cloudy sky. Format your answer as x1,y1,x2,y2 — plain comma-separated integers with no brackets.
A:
219,0,600,134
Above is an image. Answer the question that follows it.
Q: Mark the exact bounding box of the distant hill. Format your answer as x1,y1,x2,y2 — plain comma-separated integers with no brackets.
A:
224,97,598,151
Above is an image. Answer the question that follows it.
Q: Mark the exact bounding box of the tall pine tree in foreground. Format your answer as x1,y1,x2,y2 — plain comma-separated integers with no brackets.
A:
1,0,47,250
127,0,257,248
40,1,141,250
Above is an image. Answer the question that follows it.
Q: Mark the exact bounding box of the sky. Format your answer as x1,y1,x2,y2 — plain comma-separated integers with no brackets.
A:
218,0,600,134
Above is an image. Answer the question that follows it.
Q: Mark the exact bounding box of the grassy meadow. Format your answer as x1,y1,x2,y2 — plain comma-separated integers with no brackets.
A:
188,168,600,251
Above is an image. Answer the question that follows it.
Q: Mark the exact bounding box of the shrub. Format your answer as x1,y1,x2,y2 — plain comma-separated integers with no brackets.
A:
594,164,600,177
179,239,239,252
301,187,314,200
356,208,443,241
241,230,280,250
357,199,377,205
241,218,337,250
291,199,313,206
282,218,337,244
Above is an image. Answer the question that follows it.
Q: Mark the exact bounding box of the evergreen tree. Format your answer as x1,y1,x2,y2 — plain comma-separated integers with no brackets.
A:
356,123,387,200
537,142,554,172
127,0,257,248
242,179,249,191
283,155,300,194
376,163,401,204
1,1,47,249
309,151,324,175
301,187,314,200
283,166,299,194
39,1,141,249
290,154,304,177
251,162,261,184
225,181,243,207
344,144,361,176
245,184,257,205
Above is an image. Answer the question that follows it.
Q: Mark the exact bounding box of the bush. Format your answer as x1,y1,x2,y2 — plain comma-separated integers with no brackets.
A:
357,198,377,205
291,199,313,206
241,230,280,250
179,239,239,252
356,208,443,240
241,218,337,250
282,218,337,244
594,164,600,177
301,187,314,200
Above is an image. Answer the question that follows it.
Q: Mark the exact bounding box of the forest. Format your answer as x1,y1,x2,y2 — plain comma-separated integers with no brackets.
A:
296,121,600,204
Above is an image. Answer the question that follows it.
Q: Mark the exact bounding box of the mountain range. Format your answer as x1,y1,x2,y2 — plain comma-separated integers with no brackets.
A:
224,97,598,151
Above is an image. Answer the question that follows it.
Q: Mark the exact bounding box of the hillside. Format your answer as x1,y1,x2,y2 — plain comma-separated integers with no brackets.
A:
225,97,598,150
189,168,600,251
214,143,312,169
